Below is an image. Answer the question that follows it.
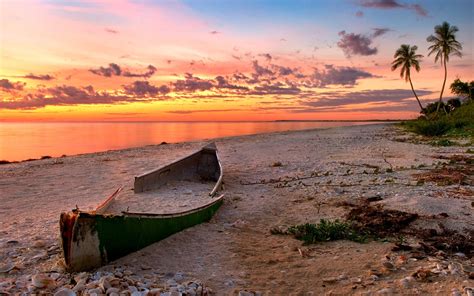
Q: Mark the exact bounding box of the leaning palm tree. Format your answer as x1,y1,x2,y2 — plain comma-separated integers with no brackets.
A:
427,22,463,112
391,44,424,111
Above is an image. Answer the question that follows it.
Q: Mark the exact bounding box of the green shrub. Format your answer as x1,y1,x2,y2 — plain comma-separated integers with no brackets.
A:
431,139,456,146
286,219,366,244
413,120,452,136
453,120,468,129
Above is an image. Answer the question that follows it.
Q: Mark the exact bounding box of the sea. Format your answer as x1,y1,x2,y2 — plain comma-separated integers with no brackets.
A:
0,121,381,162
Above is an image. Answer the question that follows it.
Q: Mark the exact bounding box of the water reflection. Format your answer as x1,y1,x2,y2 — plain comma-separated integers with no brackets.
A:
0,121,378,161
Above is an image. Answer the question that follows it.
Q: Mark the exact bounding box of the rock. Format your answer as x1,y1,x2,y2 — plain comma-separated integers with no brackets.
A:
48,245,59,252
148,288,161,296
50,273,61,280
451,288,461,296
99,276,111,291
377,288,393,295
187,282,199,289
238,291,254,296
85,279,99,290
54,288,76,296
464,287,473,296
173,272,184,282
0,262,14,273
369,275,379,281
106,287,120,294
166,279,177,287
32,240,46,248
271,161,282,167
177,284,186,292
74,273,88,283
399,278,410,288
72,279,86,292
382,261,395,270
87,288,102,295
322,277,339,284
32,251,49,261
338,274,348,281
31,274,55,289
448,263,462,275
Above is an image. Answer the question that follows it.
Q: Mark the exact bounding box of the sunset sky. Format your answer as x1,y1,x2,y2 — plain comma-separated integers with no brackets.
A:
0,0,472,121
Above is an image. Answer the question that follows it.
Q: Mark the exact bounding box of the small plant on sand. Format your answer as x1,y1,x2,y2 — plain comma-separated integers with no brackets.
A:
286,219,367,244
431,139,457,147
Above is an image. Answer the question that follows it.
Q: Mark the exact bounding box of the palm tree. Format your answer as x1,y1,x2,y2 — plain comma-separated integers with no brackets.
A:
391,44,424,111
427,22,463,112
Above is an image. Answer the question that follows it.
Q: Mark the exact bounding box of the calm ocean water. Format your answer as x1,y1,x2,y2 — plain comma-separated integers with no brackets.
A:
0,121,379,161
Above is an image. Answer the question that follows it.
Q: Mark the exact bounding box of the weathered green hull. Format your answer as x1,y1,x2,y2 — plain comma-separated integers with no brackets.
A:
61,197,223,271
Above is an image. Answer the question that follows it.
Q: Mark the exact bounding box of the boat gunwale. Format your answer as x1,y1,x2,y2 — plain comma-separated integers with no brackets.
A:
120,193,224,218
74,193,224,219
210,148,224,197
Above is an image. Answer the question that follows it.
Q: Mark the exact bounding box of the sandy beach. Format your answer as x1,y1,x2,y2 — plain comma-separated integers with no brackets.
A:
0,123,473,295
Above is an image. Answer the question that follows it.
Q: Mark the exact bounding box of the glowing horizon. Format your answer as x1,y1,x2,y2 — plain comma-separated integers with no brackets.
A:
1,0,473,122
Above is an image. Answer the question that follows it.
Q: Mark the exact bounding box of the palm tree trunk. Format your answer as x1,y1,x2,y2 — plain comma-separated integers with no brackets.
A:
408,75,423,112
436,57,448,113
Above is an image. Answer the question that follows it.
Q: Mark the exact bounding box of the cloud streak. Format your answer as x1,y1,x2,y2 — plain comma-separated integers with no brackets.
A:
310,65,375,87
337,31,378,57
358,0,428,16
0,85,133,109
301,89,433,108
23,73,55,80
90,63,122,77
124,81,170,97
90,63,157,78
0,79,25,92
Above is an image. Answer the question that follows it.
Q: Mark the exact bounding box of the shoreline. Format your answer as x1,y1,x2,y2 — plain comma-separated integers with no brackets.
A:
1,123,472,294
0,122,393,164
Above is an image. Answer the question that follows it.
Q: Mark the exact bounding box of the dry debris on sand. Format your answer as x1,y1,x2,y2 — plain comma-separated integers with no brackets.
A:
346,203,419,237
1,124,473,295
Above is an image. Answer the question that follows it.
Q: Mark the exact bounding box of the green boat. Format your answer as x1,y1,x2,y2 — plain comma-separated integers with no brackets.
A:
59,143,224,271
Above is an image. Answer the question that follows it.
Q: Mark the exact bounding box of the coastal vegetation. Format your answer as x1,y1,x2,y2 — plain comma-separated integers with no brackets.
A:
394,21,472,139
426,22,463,113
391,45,424,111
401,98,473,137
272,219,367,244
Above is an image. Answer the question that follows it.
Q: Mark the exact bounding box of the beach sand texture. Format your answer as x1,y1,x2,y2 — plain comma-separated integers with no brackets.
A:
0,124,473,294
